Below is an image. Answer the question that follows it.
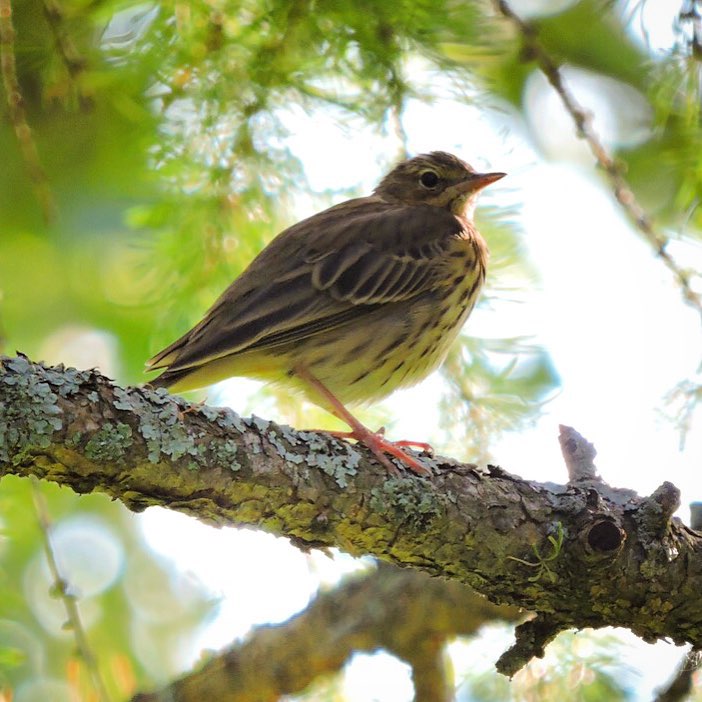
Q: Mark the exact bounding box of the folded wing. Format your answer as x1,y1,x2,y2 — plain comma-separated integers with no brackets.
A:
147,202,468,375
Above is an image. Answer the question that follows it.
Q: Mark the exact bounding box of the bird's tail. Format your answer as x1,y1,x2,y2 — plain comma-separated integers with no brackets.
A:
146,367,193,390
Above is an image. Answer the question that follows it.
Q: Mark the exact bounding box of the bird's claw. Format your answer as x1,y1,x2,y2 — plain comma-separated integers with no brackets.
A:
326,427,432,477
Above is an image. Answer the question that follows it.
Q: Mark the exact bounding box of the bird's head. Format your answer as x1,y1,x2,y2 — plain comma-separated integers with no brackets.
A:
374,151,505,218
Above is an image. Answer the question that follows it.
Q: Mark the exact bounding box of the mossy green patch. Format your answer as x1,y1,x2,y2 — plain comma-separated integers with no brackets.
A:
1,356,64,462
370,477,444,530
199,404,246,433
210,438,242,472
113,386,200,464
307,439,360,488
84,422,133,462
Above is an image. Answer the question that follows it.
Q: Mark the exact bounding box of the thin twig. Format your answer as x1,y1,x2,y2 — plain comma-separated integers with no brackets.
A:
29,477,112,702
42,0,92,110
494,0,702,321
0,0,57,224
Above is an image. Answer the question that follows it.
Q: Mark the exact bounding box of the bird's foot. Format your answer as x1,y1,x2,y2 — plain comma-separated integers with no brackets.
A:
326,427,432,477
374,427,434,455
175,398,208,421
294,366,432,478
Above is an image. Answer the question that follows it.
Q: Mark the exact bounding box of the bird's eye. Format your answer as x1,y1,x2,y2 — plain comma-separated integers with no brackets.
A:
419,170,439,189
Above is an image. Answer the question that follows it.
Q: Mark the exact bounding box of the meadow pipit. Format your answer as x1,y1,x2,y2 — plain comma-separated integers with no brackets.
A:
147,152,505,476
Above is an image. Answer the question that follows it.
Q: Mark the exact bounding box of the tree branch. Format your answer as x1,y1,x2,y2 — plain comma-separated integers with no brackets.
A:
494,0,702,322
130,565,519,702
0,0,57,224
30,476,112,702
558,424,600,483
41,0,93,111
2,356,702,674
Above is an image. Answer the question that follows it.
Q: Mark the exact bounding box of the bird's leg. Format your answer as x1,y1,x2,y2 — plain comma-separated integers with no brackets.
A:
294,366,432,477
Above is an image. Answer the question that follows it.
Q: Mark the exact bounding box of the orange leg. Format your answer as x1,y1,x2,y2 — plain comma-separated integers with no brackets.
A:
370,427,433,454
295,367,432,478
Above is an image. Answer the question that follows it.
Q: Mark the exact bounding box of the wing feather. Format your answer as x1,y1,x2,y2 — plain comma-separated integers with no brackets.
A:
148,200,468,375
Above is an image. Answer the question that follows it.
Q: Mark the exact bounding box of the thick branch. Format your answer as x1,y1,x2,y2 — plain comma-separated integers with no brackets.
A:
3,357,702,666
131,565,519,702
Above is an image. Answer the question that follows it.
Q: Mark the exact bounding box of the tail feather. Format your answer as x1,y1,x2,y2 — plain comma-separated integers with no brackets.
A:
147,367,194,390
146,334,189,371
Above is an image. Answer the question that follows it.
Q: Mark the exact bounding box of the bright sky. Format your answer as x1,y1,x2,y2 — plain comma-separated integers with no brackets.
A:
36,0,699,698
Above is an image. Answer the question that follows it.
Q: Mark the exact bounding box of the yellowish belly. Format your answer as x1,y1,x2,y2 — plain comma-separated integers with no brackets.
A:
170,238,486,411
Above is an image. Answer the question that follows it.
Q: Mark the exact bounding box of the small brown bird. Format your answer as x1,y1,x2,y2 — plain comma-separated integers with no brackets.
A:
147,152,505,476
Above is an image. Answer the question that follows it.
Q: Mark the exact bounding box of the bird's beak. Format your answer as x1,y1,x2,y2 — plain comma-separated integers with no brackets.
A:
460,171,506,193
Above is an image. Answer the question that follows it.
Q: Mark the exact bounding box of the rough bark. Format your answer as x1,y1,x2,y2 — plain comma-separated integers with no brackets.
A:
2,355,702,674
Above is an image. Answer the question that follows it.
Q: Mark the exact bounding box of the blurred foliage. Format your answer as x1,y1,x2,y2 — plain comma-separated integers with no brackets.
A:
0,477,215,699
2,0,702,699
463,630,633,701
439,203,559,459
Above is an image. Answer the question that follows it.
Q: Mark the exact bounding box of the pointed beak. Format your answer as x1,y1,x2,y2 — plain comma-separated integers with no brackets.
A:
460,171,506,193
457,173,507,193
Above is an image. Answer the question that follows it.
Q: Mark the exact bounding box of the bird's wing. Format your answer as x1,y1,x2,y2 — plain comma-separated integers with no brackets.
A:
147,204,467,373
310,238,443,305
